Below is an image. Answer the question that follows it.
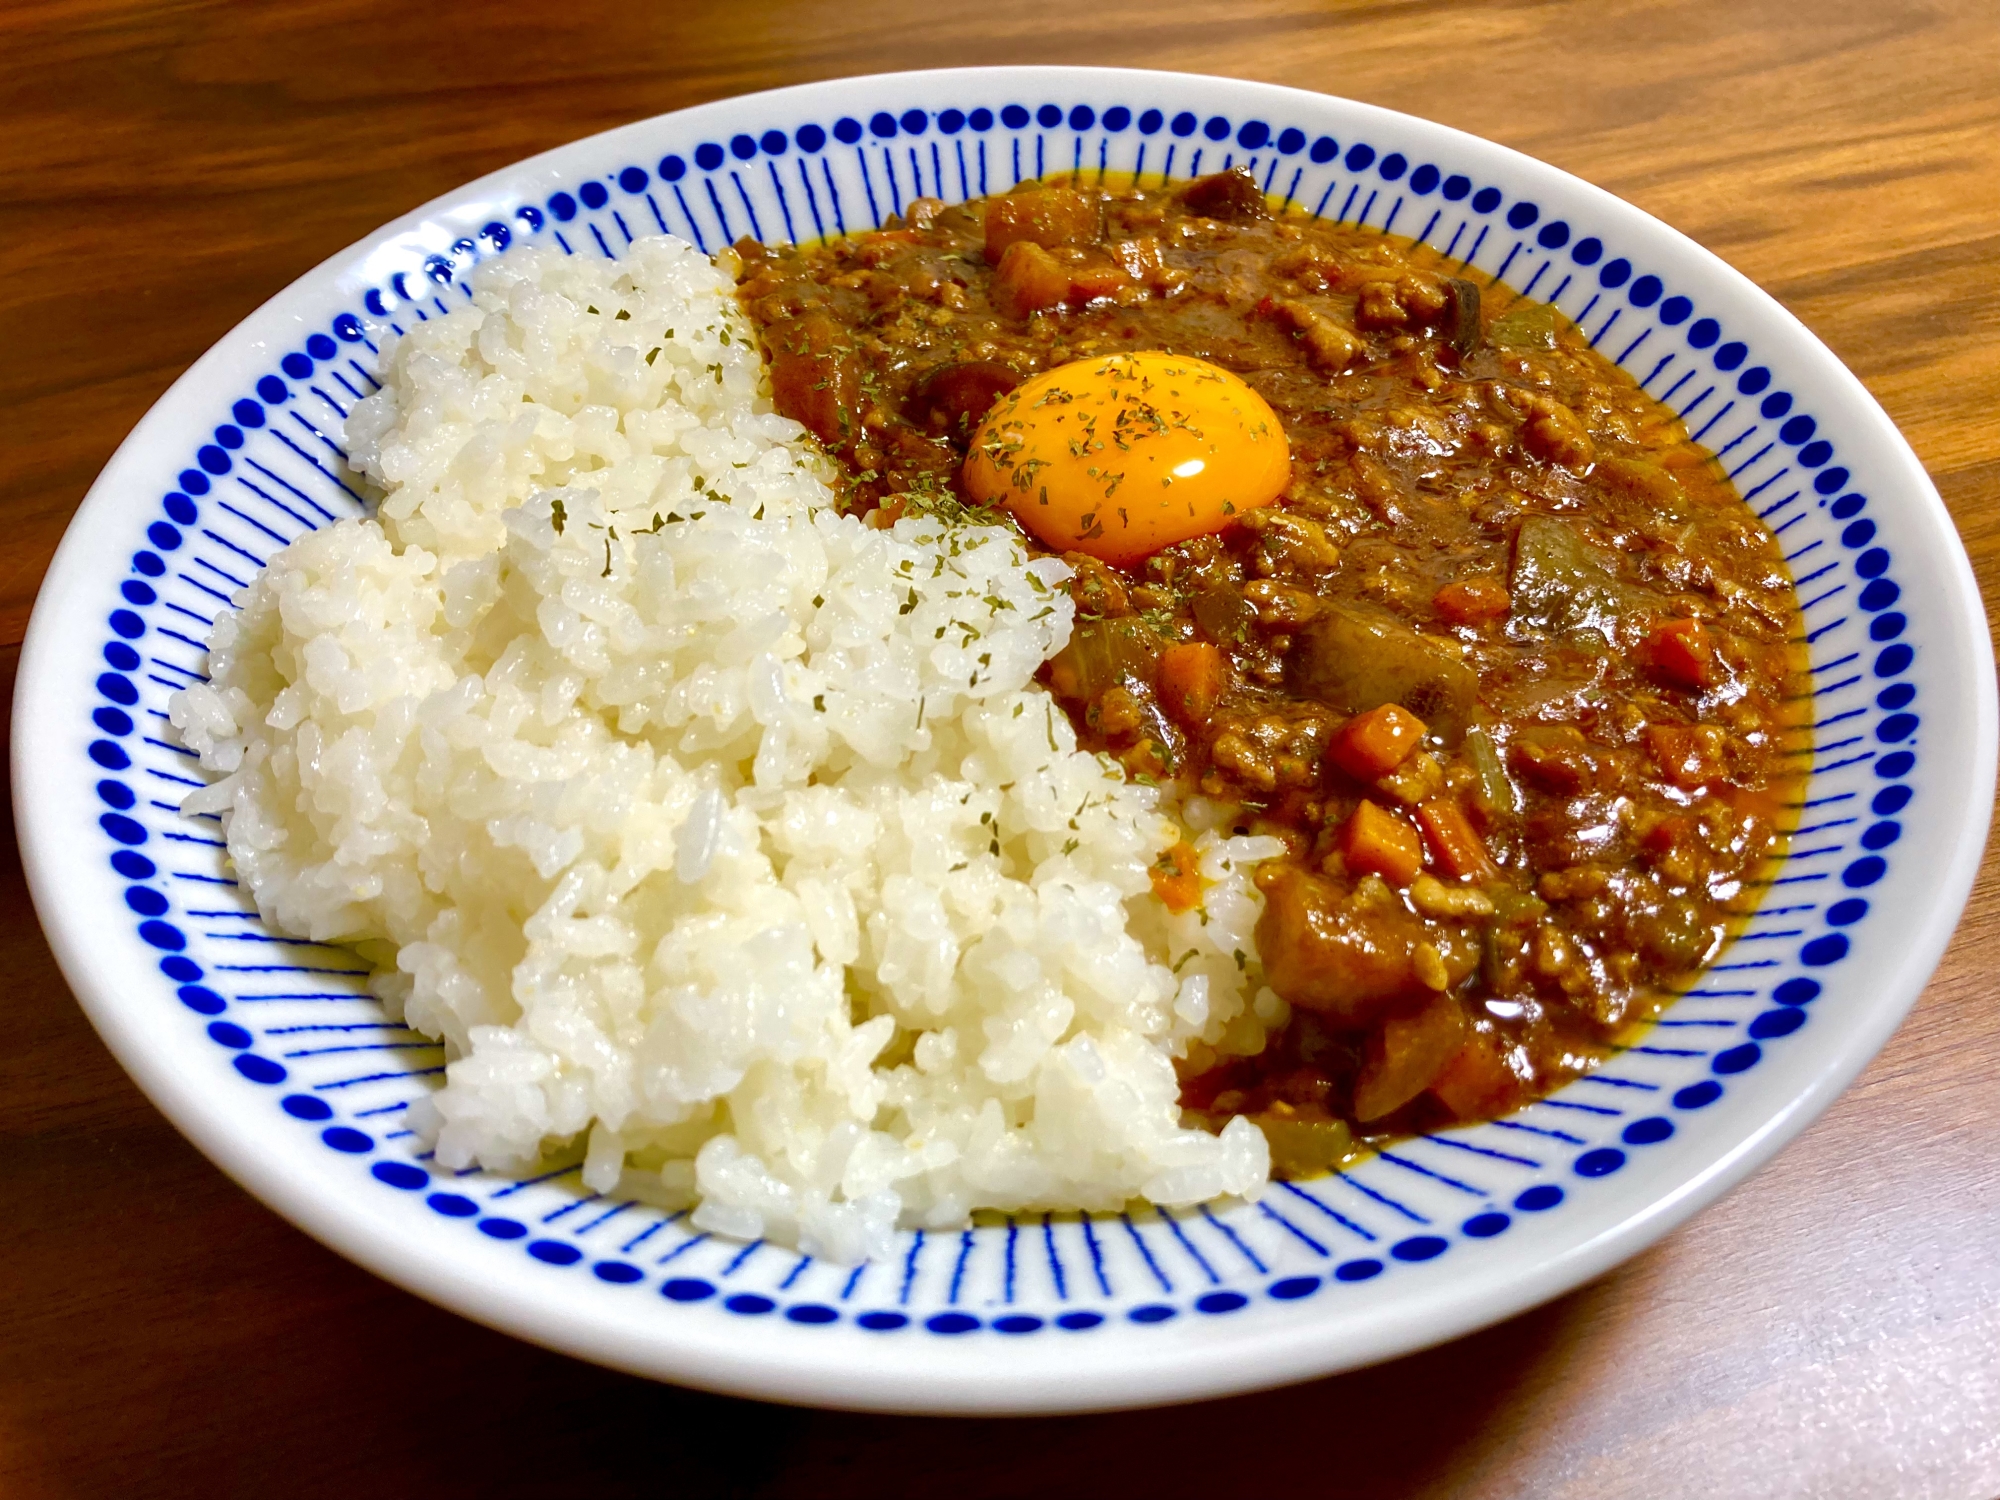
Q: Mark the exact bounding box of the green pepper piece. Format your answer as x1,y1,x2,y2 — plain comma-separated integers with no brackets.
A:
1489,301,1558,350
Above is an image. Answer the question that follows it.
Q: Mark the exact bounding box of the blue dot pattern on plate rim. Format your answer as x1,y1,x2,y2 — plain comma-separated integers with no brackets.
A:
80,85,1914,1338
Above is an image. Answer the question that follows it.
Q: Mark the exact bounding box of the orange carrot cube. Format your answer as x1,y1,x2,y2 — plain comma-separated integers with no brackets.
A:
1330,703,1428,781
1431,1029,1525,1120
1150,840,1203,914
1416,796,1498,881
1341,800,1425,886
1157,642,1227,726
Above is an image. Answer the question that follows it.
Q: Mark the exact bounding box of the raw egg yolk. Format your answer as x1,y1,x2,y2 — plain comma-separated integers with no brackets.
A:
963,352,1291,567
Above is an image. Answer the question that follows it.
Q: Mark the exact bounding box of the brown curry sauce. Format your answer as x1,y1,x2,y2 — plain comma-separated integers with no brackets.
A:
734,170,1807,1175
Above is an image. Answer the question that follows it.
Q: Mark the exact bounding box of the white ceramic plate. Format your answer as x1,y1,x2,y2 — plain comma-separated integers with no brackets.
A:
16,66,1993,1414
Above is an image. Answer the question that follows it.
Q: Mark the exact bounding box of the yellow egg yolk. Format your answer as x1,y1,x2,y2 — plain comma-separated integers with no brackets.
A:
962,352,1291,567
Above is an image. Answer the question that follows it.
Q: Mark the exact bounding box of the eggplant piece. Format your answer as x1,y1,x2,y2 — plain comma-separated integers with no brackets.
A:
1284,602,1478,743
764,313,863,452
1179,167,1271,221
1489,301,1557,350
908,360,1020,443
1443,277,1481,359
1191,584,1255,645
1508,515,1653,643
1508,722,1605,794
1046,616,1164,702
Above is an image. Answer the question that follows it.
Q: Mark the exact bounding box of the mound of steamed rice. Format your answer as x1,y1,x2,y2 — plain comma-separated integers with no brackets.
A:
170,233,1285,1262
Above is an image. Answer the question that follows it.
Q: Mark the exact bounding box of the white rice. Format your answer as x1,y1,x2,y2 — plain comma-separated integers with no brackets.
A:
171,234,1283,1262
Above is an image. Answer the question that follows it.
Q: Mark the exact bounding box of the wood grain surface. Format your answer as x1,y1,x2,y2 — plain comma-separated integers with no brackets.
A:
4,1,1998,1495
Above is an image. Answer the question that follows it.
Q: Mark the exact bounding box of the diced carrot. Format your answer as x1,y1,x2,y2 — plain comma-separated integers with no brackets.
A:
1416,796,1498,881
1157,642,1227,726
1645,724,1713,788
1431,1028,1526,1120
1341,800,1425,887
1329,703,1428,781
1432,577,1511,626
991,241,1074,319
1353,993,1469,1122
1150,839,1204,914
1645,617,1717,690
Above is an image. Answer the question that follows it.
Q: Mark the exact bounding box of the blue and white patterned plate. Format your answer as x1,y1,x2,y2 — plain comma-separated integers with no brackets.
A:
16,67,1993,1414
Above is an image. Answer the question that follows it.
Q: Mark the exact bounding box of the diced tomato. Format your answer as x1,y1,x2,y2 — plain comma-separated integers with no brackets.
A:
1330,703,1428,781
1417,796,1498,881
1645,723,1714,788
1645,617,1718,690
1508,723,1598,794
1341,800,1425,886
1641,813,1695,855
1432,577,1511,626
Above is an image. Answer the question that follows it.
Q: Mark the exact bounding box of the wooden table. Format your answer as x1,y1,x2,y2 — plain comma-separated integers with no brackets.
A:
5,1,1997,1494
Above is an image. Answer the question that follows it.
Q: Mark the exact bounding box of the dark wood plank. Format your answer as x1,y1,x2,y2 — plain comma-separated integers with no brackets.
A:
4,1,1996,1494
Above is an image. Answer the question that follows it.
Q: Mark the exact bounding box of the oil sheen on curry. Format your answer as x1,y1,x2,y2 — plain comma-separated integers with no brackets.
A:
734,168,1808,1178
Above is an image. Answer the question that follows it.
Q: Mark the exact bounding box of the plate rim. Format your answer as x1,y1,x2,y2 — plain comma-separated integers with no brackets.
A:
15,63,1995,1413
